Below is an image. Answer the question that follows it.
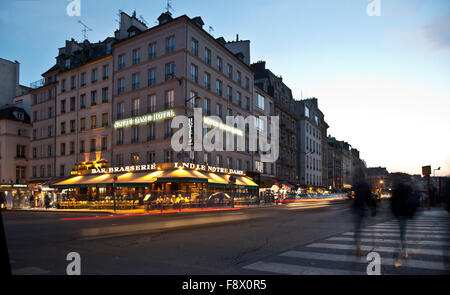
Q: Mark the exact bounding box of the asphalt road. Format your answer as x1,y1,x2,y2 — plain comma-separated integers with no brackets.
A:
1,199,449,275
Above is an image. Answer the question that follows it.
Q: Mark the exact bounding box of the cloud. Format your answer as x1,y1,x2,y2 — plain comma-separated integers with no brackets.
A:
423,14,450,51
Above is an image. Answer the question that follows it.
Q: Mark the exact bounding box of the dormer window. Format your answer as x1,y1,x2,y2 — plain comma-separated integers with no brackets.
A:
65,59,71,69
13,111,24,120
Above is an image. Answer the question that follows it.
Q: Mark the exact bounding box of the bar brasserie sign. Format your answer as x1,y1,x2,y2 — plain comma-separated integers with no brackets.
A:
90,162,244,176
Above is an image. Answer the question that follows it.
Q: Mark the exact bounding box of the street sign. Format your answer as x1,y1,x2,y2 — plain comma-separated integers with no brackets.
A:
422,166,431,176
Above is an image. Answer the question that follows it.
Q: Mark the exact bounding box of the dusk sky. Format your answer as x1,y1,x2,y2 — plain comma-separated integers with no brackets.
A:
1,0,449,176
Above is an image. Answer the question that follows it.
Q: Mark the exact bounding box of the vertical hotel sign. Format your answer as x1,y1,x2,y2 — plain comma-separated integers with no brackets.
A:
113,109,176,129
188,116,194,146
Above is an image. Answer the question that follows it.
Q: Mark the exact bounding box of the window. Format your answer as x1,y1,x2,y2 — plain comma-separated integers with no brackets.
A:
47,165,52,177
70,120,75,133
70,97,76,111
165,63,174,81
81,72,86,86
61,100,66,113
118,55,126,69
216,56,222,72
227,64,233,79
131,153,140,165
80,94,86,109
190,64,198,83
71,76,76,89
117,129,124,145
188,91,198,108
148,123,155,141
164,119,173,138
33,129,37,140
39,165,45,178
60,143,66,156
216,80,222,96
70,141,75,154
245,97,250,111
91,91,97,106
236,92,242,107
48,107,53,118
164,150,174,162
101,137,107,150
90,138,96,152
48,125,53,137
32,147,37,159
118,78,125,94
102,88,108,103
60,122,66,134
204,152,210,164
227,86,232,101
102,113,108,127
227,157,232,168
191,38,198,56
131,126,139,143
216,155,222,166
61,79,66,92
147,95,156,113
115,154,124,166
132,73,140,90
91,68,98,83
47,144,52,157
256,93,265,110
204,72,211,90
203,98,210,116
204,48,211,64
166,36,175,53
133,49,141,64
103,65,109,80
148,68,156,86
245,77,250,90
60,165,65,177
215,103,222,118
305,106,310,118
117,102,124,119
165,90,174,108
237,71,242,85
147,151,155,163
16,145,26,158
132,98,140,116
148,43,157,59
91,115,97,129
80,117,86,131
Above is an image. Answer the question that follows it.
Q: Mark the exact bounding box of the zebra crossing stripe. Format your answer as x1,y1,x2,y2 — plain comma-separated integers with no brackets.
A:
306,243,450,257
360,229,448,234
279,250,447,271
243,261,364,275
343,232,449,239
369,225,448,229
326,236,450,246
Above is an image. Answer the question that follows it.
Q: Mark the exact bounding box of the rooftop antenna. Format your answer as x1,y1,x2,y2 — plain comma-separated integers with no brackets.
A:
165,0,174,14
209,26,214,36
78,20,93,40
139,15,148,26
116,9,123,26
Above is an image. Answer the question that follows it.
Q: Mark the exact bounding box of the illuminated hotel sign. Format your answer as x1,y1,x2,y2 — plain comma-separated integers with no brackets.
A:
174,162,244,176
202,117,244,137
113,109,176,129
90,162,244,176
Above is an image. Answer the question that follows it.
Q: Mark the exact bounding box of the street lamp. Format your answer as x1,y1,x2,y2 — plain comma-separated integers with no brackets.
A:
433,167,441,177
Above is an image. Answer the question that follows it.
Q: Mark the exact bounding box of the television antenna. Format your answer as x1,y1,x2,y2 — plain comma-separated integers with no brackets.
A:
78,20,93,40
165,0,174,14
116,9,123,26
209,26,214,36
139,15,148,26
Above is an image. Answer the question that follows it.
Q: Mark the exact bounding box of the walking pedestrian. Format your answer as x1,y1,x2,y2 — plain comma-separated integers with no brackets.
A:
390,180,419,267
352,177,376,256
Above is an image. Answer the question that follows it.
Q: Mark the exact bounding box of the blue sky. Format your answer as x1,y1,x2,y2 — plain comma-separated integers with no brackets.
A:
1,0,449,176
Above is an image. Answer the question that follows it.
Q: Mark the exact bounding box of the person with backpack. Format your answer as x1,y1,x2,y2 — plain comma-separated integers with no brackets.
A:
390,181,419,267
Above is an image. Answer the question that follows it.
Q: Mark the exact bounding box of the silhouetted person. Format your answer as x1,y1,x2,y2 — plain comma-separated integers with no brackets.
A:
390,181,418,267
352,179,376,256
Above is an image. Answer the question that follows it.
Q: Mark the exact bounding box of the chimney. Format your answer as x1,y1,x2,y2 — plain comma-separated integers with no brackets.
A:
236,34,239,41
192,17,204,28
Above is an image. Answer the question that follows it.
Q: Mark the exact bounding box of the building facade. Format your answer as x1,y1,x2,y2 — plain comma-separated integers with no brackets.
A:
252,61,297,183
28,11,257,186
0,58,30,107
295,98,328,188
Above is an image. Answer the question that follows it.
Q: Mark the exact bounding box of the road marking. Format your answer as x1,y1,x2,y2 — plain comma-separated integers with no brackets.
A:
327,236,450,246
343,232,449,239
280,250,447,271
13,266,50,275
360,229,448,234
243,261,364,275
306,243,449,256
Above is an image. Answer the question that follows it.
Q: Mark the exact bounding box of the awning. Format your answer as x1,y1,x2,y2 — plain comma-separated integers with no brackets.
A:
50,169,258,189
51,171,161,188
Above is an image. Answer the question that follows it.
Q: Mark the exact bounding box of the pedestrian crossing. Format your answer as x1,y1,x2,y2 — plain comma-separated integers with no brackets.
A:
243,211,450,275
